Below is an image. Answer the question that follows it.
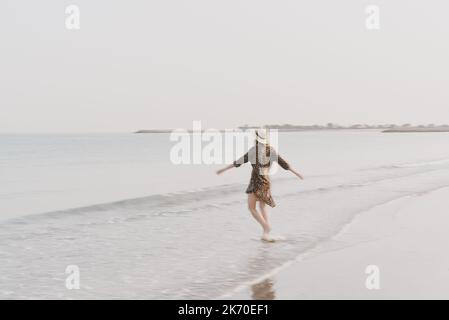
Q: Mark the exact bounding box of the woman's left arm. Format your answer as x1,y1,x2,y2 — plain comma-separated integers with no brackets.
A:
288,166,304,180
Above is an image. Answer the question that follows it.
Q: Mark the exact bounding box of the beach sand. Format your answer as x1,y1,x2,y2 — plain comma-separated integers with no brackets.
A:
230,187,449,300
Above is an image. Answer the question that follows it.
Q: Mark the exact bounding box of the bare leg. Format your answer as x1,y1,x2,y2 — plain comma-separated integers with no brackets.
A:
259,201,273,241
248,193,268,231
259,201,271,234
247,194,272,241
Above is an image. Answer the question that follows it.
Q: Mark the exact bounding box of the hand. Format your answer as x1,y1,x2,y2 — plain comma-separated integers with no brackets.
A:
294,171,304,180
290,168,304,180
216,164,234,176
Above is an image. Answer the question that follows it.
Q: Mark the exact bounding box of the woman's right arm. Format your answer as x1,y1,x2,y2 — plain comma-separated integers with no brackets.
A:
216,152,249,175
216,164,235,175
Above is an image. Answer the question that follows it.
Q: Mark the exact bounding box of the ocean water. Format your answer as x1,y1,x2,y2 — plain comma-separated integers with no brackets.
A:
1,131,449,299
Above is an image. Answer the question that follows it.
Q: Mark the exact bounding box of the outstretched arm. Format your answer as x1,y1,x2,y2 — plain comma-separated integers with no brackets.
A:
288,166,304,180
216,164,234,175
217,151,249,175
277,154,304,180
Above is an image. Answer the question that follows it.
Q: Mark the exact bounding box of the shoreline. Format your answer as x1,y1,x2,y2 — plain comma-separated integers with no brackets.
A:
135,128,449,134
134,128,384,134
229,186,449,299
383,128,449,133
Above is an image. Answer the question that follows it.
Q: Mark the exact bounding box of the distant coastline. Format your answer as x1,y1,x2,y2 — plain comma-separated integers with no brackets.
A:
382,127,449,133
135,129,173,133
135,123,449,134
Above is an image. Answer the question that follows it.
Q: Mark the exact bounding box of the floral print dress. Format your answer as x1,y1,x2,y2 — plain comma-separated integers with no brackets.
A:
233,143,290,207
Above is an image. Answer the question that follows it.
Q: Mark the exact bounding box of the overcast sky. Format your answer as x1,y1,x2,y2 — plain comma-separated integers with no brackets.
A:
1,0,448,132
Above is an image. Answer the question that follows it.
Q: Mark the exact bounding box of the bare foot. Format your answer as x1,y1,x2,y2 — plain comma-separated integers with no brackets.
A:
261,233,275,242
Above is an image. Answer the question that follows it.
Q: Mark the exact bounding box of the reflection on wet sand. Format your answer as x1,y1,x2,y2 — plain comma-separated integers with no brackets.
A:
251,278,275,300
245,243,285,300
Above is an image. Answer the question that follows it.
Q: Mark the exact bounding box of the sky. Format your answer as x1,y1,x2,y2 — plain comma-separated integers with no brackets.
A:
1,0,448,132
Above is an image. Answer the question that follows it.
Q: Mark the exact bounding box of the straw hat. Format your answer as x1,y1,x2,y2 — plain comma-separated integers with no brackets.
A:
255,128,268,144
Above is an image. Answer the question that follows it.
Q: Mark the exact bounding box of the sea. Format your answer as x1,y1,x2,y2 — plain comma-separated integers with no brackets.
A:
1,130,449,299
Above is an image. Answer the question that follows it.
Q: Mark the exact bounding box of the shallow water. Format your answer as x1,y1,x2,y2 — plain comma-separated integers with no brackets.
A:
1,131,449,299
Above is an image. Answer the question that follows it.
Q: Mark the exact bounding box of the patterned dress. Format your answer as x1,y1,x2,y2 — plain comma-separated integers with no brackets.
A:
233,143,290,207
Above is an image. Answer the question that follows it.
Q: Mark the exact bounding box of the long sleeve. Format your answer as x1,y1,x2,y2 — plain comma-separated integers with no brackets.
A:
277,154,290,170
233,152,249,167
270,147,290,170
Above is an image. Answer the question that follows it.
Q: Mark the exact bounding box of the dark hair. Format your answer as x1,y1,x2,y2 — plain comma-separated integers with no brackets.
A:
255,141,271,160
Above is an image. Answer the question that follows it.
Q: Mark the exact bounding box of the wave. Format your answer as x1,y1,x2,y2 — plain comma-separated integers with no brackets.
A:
2,158,449,299
4,158,449,227
382,158,449,169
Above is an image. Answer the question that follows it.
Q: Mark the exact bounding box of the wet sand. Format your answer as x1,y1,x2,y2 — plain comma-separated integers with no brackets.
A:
230,187,449,299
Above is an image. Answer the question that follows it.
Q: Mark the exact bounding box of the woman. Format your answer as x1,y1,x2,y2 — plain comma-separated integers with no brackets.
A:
216,129,304,242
